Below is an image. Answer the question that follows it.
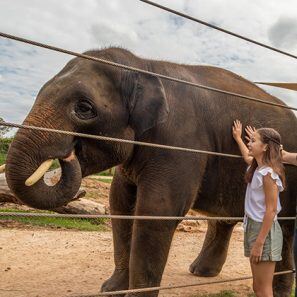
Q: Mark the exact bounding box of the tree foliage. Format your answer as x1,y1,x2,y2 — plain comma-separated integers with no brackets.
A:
0,137,13,154
0,117,11,138
0,118,13,155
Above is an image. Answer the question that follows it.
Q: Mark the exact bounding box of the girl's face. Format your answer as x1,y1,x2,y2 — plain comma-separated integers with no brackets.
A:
247,131,267,158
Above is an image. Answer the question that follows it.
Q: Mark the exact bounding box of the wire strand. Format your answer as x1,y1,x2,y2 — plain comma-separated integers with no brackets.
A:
0,212,294,221
75,269,295,296
139,0,297,61
0,9,296,297
0,32,297,111
0,121,242,158
2,121,296,165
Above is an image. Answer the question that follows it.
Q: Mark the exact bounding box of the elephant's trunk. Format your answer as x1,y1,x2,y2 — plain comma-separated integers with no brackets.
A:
5,128,82,210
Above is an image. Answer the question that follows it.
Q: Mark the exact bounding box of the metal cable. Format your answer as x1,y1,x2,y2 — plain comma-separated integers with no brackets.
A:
76,269,295,296
139,0,297,61
0,212,294,221
0,12,295,297
0,32,297,112
2,122,295,165
0,121,242,158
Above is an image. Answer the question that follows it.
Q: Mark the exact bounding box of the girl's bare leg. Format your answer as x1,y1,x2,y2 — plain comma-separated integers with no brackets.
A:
251,261,276,297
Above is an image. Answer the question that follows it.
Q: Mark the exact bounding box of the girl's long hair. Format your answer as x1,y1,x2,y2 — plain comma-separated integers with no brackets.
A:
245,128,286,188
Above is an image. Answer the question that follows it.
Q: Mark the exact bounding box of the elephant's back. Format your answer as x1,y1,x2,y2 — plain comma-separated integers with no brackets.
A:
148,60,280,105
148,59,297,146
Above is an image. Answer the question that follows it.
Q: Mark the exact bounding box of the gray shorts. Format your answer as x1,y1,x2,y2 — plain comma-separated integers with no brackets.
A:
244,216,283,261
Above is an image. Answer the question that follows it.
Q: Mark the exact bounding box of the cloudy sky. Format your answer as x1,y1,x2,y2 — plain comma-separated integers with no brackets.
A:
1,0,297,133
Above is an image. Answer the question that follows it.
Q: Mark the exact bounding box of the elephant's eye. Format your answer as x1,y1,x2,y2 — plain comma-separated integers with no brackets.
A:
74,101,97,119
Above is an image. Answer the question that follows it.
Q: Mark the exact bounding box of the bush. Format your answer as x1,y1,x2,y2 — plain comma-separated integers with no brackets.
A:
0,153,6,165
0,117,12,137
0,137,13,154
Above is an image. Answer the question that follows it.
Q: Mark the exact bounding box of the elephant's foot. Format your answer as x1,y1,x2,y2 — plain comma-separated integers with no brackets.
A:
272,271,294,297
101,269,129,297
189,256,221,277
273,277,293,297
189,220,236,277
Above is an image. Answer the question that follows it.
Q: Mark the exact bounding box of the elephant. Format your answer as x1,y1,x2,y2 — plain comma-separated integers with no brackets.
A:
5,47,297,297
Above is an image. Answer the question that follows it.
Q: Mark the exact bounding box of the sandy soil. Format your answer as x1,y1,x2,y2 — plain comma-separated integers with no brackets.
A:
0,226,253,297
0,177,253,297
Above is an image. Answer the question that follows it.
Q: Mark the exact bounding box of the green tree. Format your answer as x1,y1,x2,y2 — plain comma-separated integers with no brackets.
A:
0,117,11,137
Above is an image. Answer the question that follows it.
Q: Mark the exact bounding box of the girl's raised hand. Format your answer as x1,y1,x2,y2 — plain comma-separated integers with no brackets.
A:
245,125,256,143
232,120,242,142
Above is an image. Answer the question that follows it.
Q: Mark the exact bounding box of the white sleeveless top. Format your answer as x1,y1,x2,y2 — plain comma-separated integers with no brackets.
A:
245,166,284,222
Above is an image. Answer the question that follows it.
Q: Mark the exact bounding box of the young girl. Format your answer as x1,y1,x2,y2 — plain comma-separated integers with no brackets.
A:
232,120,285,297
246,124,297,296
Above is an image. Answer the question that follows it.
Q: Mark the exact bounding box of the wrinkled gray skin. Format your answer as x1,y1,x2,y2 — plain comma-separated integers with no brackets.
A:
6,48,297,297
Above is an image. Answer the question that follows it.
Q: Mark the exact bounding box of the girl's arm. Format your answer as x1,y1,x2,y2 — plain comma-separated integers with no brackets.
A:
232,120,253,165
250,174,278,264
282,150,297,166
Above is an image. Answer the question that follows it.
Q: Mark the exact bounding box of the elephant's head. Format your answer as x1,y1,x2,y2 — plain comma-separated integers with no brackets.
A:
5,48,169,209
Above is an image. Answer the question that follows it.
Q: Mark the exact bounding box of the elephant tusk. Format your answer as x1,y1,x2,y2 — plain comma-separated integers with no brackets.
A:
0,164,5,173
25,159,54,186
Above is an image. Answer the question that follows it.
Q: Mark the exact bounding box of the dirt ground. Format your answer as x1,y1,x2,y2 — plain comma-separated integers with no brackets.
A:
0,177,254,297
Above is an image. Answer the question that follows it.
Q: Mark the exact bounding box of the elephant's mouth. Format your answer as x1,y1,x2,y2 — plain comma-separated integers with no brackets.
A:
25,138,82,187
5,135,84,210
6,128,119,210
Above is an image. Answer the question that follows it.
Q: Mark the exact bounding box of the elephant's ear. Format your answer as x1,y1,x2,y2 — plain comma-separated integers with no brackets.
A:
122,71,169,137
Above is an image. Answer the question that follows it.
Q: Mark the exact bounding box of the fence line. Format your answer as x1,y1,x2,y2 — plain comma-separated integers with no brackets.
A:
0,212,295,221
0,32,297,112
139,0,297,61
0,121,242,158
0,4,296,297
76,269,295,296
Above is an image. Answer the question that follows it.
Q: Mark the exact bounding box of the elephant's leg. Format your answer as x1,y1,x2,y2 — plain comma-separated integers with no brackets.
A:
127,219,179,297
125,181,191,297
189,220,236,277
101,169,137,296
273,221,294,297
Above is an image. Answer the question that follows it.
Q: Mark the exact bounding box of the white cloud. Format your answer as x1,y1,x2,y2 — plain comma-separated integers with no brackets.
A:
0,0,297,125
268,16,297,49
90,21,139,48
